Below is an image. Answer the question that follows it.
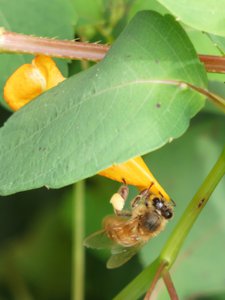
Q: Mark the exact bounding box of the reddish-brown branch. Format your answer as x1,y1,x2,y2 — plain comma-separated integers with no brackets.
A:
0,29,109,61
162,270,179,300
199,55,225,73
0,29,225,73
144,261,167,300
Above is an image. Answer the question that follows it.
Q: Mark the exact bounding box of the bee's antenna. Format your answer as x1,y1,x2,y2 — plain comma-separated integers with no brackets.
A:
122,178,127,185
158,191,164,197
139,182,154,202
171,199,176,207
147,182,154,193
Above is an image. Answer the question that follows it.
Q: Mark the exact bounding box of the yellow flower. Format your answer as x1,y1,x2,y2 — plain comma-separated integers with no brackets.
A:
4,55,65,111
3,55,170,201
99,156,170,201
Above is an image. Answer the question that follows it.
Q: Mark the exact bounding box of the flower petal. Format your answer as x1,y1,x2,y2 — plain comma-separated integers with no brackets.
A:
32,55,65,89
99,156,171,201
3,55,65,111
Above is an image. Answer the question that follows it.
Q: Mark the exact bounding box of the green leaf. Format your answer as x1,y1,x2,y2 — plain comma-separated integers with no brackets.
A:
208,34,225,54
204,81,225,115
128,0,170,19
187,31,221,56
72,0,128,40
185,30,225,82
0,11,207,195
157,0,225,36
0,0,76,107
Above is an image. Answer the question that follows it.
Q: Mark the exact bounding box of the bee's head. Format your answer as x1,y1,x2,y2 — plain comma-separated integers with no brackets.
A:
151,197,174,220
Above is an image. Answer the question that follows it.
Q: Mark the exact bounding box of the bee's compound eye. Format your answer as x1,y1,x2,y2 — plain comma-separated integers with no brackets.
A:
163,209,173,219
153,198,163,209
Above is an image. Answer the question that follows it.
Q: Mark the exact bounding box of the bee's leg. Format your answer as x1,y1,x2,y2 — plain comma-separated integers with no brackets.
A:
115,210,132,217
110,181,129,215
117,181,129,202
131,185,153,208
130,194,142,208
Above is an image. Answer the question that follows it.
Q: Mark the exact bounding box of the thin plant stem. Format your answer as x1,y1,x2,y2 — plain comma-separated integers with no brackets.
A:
0,29,225,73
160,144,225,266
135,78,225,113
183,82,225,113
162,270,179,300
199,55,225,73
0,28,108,61
72,181,85,300
144,261,167,300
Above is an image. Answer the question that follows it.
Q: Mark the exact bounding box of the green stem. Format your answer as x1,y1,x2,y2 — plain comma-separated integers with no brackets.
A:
72,181,85,300
160,144,225,265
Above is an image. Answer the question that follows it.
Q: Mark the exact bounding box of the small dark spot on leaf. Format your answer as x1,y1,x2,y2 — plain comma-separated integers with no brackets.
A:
155,59,160,64
156,103,161,108
198,198,205,208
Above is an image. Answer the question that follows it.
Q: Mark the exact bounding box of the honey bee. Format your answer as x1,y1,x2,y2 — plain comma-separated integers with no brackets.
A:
84,183,174,268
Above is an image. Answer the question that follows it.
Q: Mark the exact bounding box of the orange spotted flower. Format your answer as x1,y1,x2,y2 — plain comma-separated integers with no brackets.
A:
3,55,171,201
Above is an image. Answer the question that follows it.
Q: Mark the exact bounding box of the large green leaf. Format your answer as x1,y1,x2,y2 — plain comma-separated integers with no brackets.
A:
0,0,76,107
157,0,225,36
0,11,207,195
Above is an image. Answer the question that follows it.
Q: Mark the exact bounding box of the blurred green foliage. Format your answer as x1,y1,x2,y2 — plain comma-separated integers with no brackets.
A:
0,109,224,300
0,0,225,299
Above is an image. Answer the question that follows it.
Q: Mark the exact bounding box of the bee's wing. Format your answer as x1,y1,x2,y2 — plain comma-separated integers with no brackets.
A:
106,244,142,269
84,229,143,268
83,230,115,249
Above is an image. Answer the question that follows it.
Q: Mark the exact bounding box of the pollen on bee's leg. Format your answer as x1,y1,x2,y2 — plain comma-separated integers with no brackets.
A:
110,193,125,211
